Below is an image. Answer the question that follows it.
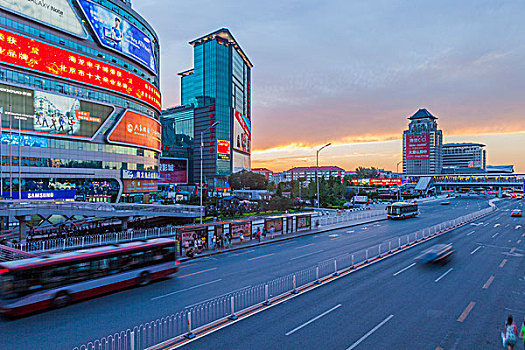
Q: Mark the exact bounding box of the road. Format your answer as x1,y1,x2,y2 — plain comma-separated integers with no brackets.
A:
183,198,524,349
0,197,510,349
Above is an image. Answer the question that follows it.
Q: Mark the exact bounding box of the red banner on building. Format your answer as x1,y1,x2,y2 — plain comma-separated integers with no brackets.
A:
406,134,430,160
108,111,161,151
0,28,161,111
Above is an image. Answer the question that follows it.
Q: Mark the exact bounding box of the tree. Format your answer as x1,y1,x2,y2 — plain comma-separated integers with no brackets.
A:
355,167,379,178
228,170,268,190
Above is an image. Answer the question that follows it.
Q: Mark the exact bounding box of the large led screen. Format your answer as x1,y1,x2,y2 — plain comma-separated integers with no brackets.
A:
77,0,156,73
406,134,430,160
233,110,251,154
0,83,113,139
0,28,161,111
0,0,86,37
159,158,188,184
107,110,161,151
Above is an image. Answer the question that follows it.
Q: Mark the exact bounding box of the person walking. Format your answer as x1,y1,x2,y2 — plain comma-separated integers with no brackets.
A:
502,315,519,350
519,317,525,350
239,231,244,244
256,228,261,243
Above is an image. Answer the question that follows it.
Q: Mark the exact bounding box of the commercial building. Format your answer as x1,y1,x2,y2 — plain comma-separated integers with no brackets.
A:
0,0,162,203
251,168,273,180
403,108,443,175
283,166,345,185
442,143,486,173
161,28,252,190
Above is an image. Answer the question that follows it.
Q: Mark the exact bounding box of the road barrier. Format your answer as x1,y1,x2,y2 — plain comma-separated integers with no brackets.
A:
73,205,495,350
15,210,386,254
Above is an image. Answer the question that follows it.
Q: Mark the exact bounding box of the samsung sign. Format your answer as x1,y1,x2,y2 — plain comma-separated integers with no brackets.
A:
2,190,76,200
0,0,87,37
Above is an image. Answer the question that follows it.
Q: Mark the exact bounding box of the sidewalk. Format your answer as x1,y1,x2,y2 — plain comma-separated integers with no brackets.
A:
180,211,387,262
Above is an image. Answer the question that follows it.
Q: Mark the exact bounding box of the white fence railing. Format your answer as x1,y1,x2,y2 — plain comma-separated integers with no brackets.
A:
73,206,495,350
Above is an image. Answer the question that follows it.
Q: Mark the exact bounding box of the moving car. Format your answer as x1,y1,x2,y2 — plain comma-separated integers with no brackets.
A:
510,209,522,217
414,244,454,264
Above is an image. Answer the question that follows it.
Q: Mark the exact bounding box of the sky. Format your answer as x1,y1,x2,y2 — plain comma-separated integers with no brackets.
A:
134,0,525,172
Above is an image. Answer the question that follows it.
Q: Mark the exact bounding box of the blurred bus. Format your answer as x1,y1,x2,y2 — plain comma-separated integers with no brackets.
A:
0,238,179,317
387,202,419,219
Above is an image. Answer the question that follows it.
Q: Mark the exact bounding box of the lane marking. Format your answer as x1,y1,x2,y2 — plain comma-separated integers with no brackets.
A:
393,263,416,276
518,240,522,244
435,268,453,283
296,243,315,249
347,230,355,233
229,250,255,257
179,262,197,269
276,242,293,247
499,259,507,268
470,246,482,255
467,230,476,236
290,250,324,261
285,304,342,336
248,253,274,261
178,267,217,278
346,314,394,350
482,275,495,289
516,225,522,230
492,232,500,238
494,224,500,228
331,236,343,241
151,279,222,300
457,301,476,322
510,247,516,253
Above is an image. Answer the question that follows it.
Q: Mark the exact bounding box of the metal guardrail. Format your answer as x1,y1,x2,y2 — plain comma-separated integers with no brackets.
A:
0,244,36,261
14,210,386,254
73,206,495,350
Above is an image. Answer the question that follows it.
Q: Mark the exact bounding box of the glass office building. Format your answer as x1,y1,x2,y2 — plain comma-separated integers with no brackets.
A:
162,28,252,189
0,0,161,203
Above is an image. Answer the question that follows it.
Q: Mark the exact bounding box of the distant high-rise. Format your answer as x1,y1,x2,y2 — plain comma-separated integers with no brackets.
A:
442,143,486,173
403,109,443,175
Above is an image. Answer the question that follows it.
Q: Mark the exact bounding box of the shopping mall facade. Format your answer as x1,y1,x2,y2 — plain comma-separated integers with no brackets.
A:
0,0,161,203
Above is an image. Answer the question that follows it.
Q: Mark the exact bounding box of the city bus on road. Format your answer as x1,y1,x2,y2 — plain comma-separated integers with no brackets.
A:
387,202,419,219
0,238,179,317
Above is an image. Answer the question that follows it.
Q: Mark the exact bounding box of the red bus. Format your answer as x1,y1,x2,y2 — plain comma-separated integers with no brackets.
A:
387,202,419,219
0,238,179,317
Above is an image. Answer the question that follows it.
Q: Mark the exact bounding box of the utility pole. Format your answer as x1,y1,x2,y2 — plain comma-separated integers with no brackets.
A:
316,143,331,209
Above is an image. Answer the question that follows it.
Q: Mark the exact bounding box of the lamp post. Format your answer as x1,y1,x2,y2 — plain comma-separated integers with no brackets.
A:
200,121,219,224
316,143,331,209
396,160,403,174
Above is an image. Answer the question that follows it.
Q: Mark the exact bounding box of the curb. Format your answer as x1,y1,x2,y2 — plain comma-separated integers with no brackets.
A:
179,216,387,262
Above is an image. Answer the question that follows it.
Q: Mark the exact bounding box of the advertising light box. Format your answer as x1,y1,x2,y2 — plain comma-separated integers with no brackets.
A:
159,158,188,184
0,28,161,111
217,139,231,160
233,110,251,154
0,0,86,37
406,134,430,160
77,0,156,73
108,110,161,151
0,83,113,139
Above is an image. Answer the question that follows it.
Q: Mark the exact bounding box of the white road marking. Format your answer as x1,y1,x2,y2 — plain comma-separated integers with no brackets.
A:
229,250,255,257
494,224,500,228
435,268,453,283
346,314,394,350
467,230,476,236
470,246,482,255
285,304,342,336
151,279,222,301
516,225,522,230
492,232,501,238
347,230,355,233
393,263,416,276
290,250,324,261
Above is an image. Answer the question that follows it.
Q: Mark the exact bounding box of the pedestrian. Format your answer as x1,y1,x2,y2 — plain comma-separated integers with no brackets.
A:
256,228,261,243
502,315,518,350
262,227,267,239
239,231,244,243
212,235,216,250
520,317,525,349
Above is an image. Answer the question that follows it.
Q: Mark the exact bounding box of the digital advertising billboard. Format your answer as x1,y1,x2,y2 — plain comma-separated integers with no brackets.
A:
122,179,158,193
406,134,430,160
159,158,188,184
0,83,113,139
0,28,161,111
107,110,161,151
217,139,231,160
77,0,156,73
233,110,251,154
0,0,86,37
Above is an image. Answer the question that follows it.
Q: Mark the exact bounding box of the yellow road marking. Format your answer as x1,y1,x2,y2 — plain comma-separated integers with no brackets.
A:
510,247,516,253
517,240,521,244
248,253,274,261
178,267,217,278
499,259,507,268
482,275,495,289
296,243,315,249
179,262,197,269
457,301,476,322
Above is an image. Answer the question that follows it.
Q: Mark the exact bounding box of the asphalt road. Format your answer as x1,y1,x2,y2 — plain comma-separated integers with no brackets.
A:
183,198,524,349
0,197,511,349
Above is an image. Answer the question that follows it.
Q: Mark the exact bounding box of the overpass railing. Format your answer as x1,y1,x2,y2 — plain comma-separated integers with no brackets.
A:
13,209,386,253
73,205,496,350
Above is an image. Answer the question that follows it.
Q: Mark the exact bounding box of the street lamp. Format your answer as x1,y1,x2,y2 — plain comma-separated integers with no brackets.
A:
200,121,219,224
396,160,403,174
316,143,331,209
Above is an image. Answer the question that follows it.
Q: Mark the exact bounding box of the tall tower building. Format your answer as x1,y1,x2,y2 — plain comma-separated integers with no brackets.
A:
403,109,443,175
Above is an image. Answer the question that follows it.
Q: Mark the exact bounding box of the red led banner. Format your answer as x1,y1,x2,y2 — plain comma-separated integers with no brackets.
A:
0,28,161,111
406,134,430,160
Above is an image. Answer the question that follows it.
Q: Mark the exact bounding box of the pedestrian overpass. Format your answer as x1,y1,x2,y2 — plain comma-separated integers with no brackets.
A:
407,174,525,193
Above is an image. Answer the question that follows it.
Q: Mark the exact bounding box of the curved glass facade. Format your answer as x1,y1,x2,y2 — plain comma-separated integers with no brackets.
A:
0,0,161,203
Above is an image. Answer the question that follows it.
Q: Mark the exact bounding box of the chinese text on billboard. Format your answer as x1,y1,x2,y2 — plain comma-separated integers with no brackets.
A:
108,111,161,151
159,158,188,184
217,139,231,160
406,134,430,160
